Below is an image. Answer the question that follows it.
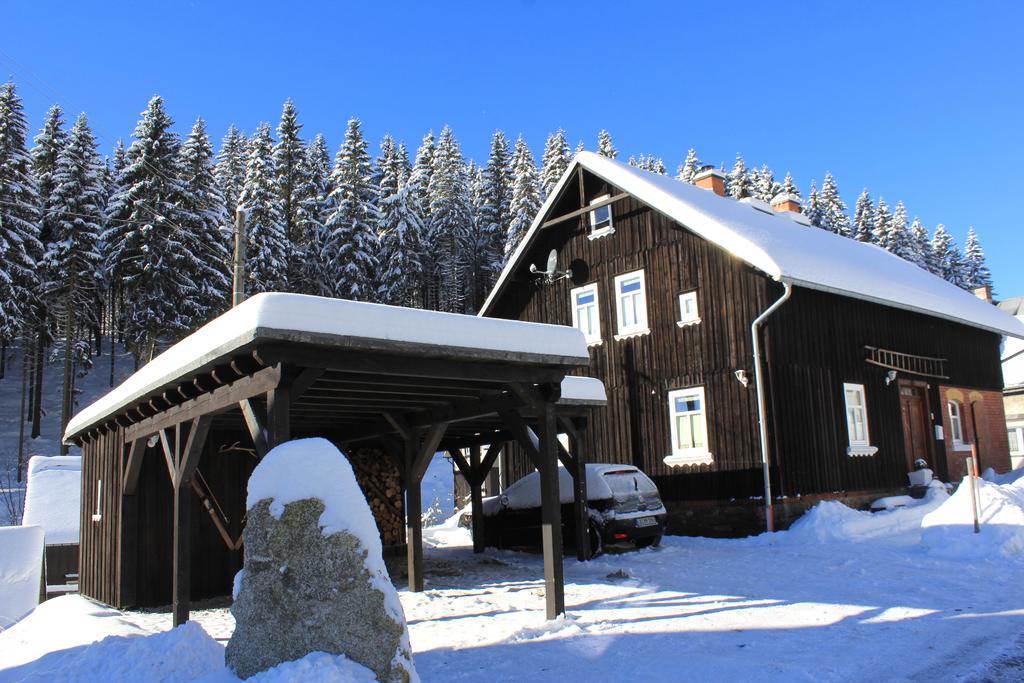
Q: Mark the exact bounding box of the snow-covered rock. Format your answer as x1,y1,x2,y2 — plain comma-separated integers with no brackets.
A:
0,524,43,629
227,438,416,682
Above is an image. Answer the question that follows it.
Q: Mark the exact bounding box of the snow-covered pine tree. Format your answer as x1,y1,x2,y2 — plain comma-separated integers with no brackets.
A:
459,160,490,311
479,130,513,294
819,172,850,236
574,140,585,155
909,217,934,272
426,126,472,312
930,224,956,283
295,133,334,296
506,135,541,261
752,166,780,203
597,130,617,159
178,118,230,326
0,82,42,346
727,154,750,199
540,128,570,197
238,122,287,295
215,125,248,230
40,113,104,443
963,227,993,290
853,188,874,242
871,198,892,248
651,157,667,175
31,104,67,247
804,181,824,228
781,172,800,199
326,118,379,301
945,243,968,289
376,135,423,307
676,149,701,184
104,95,194,361
883,200,912,260
407,132,436,306
274,99,304,288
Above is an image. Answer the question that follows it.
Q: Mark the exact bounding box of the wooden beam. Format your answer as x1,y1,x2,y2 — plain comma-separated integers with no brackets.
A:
287,366,324,406
404,434,424,593
538,401,565,619
159,429,176,483
124,364,282,443
266,383,290,449
567,425,590,562
448,449,472,481
540,191,628,229
122,438,146,495
414,422,448,482
239,399,269,459
383,412,413,441
469,445,485,554
177,415,212,487
499,409,541,469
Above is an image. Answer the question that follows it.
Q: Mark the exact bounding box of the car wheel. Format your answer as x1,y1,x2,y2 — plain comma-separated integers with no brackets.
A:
588,521,604,557
635,535,661,549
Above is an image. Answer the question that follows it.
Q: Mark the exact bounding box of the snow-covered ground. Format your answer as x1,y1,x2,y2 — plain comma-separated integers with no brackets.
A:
3,473,1024,682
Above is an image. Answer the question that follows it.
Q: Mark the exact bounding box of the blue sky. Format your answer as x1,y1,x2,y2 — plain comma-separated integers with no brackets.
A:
5,2,1022,294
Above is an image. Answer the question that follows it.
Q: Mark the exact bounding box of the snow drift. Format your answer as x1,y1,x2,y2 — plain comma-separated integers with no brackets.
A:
921,475,1024,559
0,525,43,629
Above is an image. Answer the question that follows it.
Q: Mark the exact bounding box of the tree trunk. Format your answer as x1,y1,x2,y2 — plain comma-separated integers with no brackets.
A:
109,294,116,387
17,345,28,483
60,309,74,456
31,332,44,439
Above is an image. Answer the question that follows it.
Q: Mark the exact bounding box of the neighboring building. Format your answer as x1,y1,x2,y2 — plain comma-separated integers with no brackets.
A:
21,455,82,598
999,296,1024,469
481,152,1024,535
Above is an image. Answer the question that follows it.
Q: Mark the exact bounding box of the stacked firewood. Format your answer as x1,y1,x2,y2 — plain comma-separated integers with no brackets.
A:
347,448,405,546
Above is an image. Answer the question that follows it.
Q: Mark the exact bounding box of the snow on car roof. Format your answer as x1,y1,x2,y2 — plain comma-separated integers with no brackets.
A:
482,152,1024,340
64,293,591,442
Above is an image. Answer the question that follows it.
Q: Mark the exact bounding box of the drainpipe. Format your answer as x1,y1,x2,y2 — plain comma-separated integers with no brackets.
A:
752,280,793,533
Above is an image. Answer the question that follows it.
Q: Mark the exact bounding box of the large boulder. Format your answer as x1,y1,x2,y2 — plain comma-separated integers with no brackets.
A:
226,438,416,682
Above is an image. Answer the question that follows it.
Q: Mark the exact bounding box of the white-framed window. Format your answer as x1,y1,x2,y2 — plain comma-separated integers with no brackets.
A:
588,194,614,239
665,386,712,466
843,383,877,456
948,400,968,448
1008,427,1023,456
613,270,650,339
91,479,102,522
570,283,602,346
677,291,700,327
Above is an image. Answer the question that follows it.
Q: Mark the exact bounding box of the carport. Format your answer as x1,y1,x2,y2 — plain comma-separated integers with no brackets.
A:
63,293,604,625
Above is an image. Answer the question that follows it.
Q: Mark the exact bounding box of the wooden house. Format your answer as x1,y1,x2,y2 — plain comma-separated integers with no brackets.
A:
481,152,1024,535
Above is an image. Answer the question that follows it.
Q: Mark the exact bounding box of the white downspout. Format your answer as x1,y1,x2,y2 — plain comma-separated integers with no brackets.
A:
752,280,793,533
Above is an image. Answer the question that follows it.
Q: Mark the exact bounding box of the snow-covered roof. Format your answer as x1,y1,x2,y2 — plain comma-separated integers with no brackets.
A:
65,293,590,442
999,297,1024,317
22,456,81,545
482,152,1024,340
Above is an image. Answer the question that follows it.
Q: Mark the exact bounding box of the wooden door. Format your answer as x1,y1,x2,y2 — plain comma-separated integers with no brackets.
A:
899,382,933,471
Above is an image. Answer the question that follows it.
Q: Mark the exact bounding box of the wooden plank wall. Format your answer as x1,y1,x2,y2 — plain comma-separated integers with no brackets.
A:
79,428,124,607
491,168,1006,504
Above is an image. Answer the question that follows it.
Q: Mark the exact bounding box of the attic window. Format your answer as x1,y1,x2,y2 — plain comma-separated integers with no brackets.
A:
588,195,615,239
677,291,700,327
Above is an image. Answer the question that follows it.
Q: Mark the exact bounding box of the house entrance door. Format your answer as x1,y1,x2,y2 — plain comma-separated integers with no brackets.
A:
899,381,933,472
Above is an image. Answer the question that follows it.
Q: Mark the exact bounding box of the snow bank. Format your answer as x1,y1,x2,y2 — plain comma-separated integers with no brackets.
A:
777,489,948,545
982,465,1024,485
0,525,43,629
245,438,406,624
421,452,455,527
238,651,377,682
66,292,589,442
21,455,81,545
921,476,1024,559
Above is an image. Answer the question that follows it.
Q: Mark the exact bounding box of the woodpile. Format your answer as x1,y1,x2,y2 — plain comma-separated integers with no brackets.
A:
347,448,405,546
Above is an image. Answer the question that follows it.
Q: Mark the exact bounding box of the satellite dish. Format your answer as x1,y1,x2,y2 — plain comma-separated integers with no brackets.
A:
529,247,572,285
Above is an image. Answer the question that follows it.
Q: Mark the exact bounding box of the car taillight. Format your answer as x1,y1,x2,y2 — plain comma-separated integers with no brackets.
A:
614,533,629,540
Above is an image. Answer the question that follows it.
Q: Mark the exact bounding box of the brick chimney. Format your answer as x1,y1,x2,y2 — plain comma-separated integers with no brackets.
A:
693,166,726,197
973,285,993,303
770,193,801,214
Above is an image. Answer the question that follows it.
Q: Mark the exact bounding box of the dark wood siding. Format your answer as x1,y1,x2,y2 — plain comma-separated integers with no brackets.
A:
79,428,124,607
489,168,1006,504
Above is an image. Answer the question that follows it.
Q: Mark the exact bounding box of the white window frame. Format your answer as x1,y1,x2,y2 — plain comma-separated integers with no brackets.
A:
613,269,650,340
1008,426,1024,456
843,383,878,456
570,283,602,346
665,386,713,466
587,194,615,239
948,400,970,450
677,290,701,327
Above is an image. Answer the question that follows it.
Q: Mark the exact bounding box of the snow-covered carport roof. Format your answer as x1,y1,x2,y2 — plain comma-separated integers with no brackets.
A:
482,152,1024,340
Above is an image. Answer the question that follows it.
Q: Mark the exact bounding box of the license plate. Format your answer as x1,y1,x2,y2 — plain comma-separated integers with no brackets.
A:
635,516,657,528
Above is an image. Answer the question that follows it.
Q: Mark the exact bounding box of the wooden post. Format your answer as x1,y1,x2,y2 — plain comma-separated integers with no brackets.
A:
568,423,590,561
538,402,565,619
968,446,981,534
469,445,485,554
266,381,290,448
404,434,424,592
172,473,190,626
232,208,247,307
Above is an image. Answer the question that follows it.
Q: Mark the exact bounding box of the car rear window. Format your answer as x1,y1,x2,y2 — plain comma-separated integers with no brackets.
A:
602,470,659,498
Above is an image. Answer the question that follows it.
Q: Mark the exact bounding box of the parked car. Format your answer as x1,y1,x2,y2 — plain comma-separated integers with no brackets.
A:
476,463,667,556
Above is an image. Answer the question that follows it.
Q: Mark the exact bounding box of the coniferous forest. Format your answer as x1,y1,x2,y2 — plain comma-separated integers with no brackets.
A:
0,82,995,463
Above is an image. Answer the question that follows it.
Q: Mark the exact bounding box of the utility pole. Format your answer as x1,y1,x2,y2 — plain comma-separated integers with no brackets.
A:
232,208,247,307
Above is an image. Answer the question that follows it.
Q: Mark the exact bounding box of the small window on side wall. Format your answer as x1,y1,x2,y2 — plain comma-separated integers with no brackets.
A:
948,400,967,448
843,383,877,456
678,291,700,327
570,283,602,346
1009,427,1024,456
588,194,614,238
665,386,712,467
